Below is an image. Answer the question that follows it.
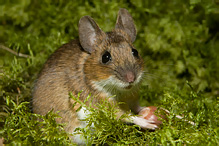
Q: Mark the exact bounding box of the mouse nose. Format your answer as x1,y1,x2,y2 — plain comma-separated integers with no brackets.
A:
125,71,135,83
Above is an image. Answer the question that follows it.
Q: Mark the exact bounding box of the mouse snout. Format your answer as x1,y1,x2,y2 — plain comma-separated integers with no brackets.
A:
115,64,140,85
125,71,135,83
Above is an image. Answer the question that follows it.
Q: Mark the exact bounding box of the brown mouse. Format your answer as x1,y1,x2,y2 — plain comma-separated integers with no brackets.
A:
32,8,158,144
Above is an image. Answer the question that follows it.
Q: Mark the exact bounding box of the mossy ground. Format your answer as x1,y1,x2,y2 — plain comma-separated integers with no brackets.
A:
0,0,218,145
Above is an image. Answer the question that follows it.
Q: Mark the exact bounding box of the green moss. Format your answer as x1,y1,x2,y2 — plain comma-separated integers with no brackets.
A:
1,88,218,145
2,97,73,145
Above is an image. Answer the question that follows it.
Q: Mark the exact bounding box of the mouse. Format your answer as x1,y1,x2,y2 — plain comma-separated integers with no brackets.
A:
32,8,158,144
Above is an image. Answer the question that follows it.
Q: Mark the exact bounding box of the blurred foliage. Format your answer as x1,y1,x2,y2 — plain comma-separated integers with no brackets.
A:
0,0,218,145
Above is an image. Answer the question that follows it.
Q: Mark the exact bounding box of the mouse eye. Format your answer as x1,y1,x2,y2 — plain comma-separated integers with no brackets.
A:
132,49,139,58
102,51,112,64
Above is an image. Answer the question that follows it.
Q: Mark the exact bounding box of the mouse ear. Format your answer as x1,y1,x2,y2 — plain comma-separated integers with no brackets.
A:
115,8,136,43
79,16,104,53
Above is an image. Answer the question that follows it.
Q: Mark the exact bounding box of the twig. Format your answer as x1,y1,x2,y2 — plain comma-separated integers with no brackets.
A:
162,108,196,126
0,44,30,58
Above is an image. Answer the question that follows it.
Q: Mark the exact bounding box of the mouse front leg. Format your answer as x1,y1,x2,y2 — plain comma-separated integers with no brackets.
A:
114,107,158,130
129,104,159,130
109,97,159,130
130,115,158,130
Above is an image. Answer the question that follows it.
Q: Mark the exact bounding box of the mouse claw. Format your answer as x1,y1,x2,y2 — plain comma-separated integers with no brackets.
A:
132,116,159,130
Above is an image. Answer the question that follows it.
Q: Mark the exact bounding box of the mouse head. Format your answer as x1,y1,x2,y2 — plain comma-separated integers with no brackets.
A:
79,8,144,93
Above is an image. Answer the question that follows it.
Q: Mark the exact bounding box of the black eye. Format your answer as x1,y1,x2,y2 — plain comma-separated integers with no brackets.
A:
132,49,139,58
102,51,112,64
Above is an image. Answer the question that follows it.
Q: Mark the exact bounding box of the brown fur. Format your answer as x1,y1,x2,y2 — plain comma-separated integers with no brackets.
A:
32,8,144,136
